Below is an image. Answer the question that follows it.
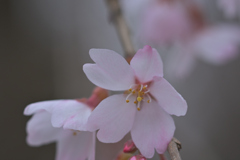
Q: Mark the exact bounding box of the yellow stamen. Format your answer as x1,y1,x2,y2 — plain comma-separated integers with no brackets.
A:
143,86,147,90
132,90,136,94
147,100,150,103
134,101,137,104
137,97,142,102
126,100,130,103
128,88,132,92
137,108,141,111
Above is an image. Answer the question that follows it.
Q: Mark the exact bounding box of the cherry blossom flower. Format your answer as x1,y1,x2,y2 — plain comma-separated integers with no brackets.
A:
217,0,240,18
24,87,108,160
83,45,187,158
24,100,94,160
193,25,240,64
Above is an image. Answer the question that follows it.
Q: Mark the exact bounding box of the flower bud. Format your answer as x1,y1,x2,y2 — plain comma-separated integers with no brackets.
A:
115,151,133,160
123,140,137,153
129,155,147,160
87,87,109,109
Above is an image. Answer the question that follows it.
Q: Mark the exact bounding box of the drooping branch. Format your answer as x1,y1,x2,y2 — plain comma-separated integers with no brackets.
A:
167,138,182,160
105,0,135,57
105,0,182,160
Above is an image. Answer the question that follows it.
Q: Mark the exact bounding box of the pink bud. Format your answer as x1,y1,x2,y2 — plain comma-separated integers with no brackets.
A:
123,140,137,153
86,87,109,109
130,155,147,160
115,151,133,160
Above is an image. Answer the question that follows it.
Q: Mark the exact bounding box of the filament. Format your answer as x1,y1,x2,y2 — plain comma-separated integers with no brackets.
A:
146,94,152,103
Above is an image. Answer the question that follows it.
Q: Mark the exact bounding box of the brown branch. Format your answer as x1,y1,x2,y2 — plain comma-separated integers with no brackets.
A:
167,138,182,160
105,0,183,160
105,0,135,57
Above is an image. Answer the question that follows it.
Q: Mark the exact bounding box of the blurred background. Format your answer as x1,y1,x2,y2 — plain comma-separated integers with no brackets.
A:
1,0,240,160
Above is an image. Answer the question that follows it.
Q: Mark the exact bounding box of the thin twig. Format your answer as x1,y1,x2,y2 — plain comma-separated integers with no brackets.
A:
105,0,135,57
105,0,183,160
167,138,182,160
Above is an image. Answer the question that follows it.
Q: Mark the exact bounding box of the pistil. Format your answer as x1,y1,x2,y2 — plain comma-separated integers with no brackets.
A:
125,84,151,111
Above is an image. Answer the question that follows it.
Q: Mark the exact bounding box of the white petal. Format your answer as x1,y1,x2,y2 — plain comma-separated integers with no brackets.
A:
51,100,92,131
56,130,93,160
26,111,61,146
150,77,187,116
83,49,135,91
130,46,163,83
24,100,63,115
131,101,175,158
87,94,136,143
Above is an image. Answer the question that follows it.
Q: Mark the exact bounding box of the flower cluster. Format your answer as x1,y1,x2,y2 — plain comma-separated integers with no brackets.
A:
24,46,187,159
23,0,240,159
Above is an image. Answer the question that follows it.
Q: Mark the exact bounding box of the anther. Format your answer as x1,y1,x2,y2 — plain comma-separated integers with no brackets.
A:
137,108,141,111
128,88,132,92
137,97,142,102
132,90,136,94
126,93,133,102
146,94,152,103
134,101,137,104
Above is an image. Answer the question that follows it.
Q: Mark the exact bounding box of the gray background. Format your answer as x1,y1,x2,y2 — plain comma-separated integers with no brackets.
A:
1,0,240,159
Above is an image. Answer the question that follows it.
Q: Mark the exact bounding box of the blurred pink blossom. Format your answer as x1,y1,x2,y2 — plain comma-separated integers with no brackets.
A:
130,0,240,79
167,24,240,79
83,45,187,158
142,1,193,45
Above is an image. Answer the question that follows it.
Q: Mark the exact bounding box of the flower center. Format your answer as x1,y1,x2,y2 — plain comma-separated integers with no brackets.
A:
125,84,151,111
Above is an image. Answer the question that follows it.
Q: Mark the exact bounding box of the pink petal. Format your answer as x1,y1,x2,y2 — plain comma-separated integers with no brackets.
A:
149,77,187,116
56,130,93,160
83,49,135,91
26,111,61,146
24,100,63,115
51,100,92,131
131,100,175,158
87,94,136,143
130,46,163,83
